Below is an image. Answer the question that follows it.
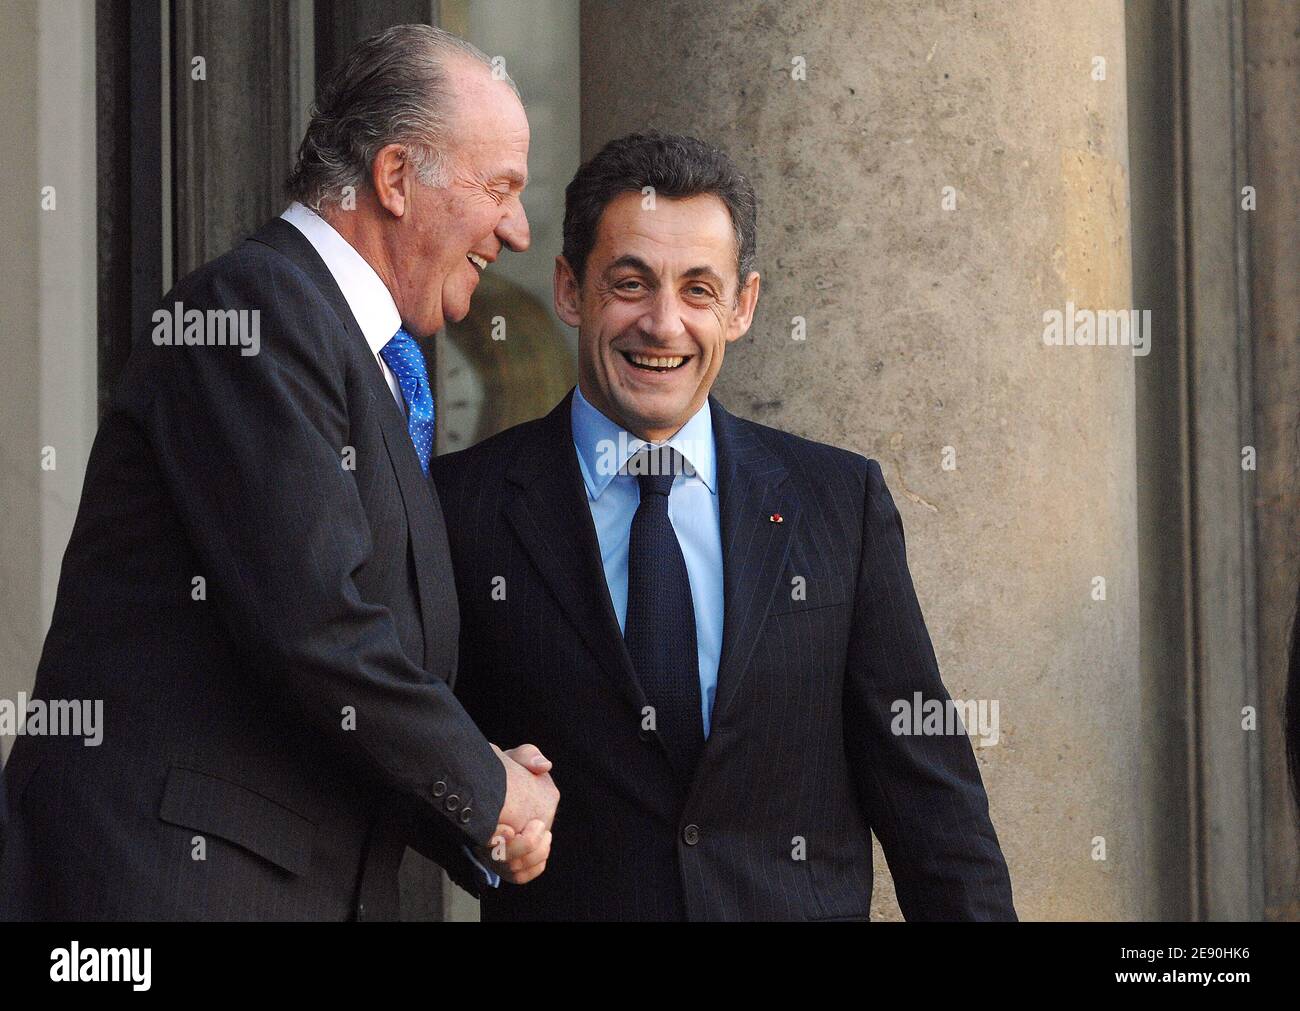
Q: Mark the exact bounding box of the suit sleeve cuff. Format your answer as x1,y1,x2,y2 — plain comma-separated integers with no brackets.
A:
463,844,501,888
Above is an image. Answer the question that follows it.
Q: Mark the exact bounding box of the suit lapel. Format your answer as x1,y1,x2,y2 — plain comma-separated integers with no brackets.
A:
503,394,651,718
505,392,799,778
374,403,450,676
708,398,801,731
247,219,446,673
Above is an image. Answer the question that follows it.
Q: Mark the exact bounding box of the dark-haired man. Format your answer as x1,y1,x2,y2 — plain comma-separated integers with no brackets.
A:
431,131,1017,921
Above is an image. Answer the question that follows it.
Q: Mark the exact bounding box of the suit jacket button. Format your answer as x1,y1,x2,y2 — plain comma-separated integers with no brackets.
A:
682,824,700,846
459,807,472,824
445,794,461,812
432,780,448,797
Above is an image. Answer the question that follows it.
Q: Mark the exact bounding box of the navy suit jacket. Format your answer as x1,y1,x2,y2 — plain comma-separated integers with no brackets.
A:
431,392,1016,921
0,219,504,920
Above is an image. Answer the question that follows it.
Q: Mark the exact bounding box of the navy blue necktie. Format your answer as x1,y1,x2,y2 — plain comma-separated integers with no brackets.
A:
624,447,704,778
379,326,435,475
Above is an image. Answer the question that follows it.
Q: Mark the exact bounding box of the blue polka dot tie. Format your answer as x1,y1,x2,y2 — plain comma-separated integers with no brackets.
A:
379,326,435,475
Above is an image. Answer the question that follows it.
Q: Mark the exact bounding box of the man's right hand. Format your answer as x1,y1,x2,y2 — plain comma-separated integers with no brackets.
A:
494,743,559,830
486,743,559,884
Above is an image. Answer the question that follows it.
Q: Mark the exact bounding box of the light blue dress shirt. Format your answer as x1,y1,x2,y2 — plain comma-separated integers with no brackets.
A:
570,386,724,738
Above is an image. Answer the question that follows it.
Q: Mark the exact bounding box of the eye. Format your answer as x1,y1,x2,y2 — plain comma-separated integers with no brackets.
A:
617,280,645,292
686,284,713,298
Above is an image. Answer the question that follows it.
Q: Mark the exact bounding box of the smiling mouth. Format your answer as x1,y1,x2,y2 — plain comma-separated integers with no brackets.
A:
467,253,488,273
621,351,692,373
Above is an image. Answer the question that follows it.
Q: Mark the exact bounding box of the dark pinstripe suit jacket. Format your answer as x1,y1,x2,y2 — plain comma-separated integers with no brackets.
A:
0,219,504,921
431,392,1016,921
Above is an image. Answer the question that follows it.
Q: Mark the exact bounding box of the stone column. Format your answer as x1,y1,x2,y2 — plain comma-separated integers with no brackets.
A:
582,0,1142,919
1246,0,1300,922
0,0,98,769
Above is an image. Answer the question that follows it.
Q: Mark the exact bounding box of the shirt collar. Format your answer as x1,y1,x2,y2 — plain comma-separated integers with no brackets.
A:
571,384,717,500
280,202,402,355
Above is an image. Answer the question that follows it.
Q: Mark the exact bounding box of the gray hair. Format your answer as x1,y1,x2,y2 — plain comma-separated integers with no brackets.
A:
287,24,519,210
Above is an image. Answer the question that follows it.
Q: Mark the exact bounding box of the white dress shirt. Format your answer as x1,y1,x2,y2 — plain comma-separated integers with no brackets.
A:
280,202,406,411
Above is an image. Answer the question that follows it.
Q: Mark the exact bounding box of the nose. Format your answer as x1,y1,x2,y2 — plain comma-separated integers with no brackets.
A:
639,286,688,345
497,198,531,253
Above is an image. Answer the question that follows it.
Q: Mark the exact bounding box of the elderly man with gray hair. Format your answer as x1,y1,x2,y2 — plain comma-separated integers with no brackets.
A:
0,24,555,921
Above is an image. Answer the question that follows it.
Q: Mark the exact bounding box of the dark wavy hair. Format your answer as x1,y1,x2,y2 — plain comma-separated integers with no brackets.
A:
562,130,758,297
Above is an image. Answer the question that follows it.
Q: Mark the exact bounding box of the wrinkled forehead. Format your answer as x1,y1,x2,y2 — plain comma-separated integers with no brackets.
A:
593,191,738,275
445,62,531,167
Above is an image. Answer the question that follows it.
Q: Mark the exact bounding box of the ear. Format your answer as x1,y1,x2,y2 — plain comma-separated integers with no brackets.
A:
726,271,762,343
371,143,412,218
553,255,583,328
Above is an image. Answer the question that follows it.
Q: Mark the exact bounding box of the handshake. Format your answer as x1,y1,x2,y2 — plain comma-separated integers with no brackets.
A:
483,743,561,885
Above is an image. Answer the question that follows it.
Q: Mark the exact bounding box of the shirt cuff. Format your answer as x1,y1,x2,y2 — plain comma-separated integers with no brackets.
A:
463,844,501,889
